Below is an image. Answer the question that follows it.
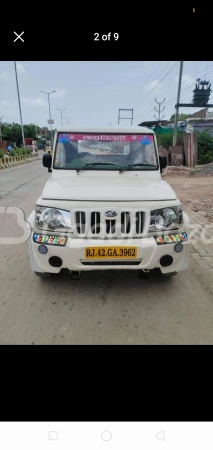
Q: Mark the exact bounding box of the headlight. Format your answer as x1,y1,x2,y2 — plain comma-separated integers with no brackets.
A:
149,206,182,232
35,206,71,231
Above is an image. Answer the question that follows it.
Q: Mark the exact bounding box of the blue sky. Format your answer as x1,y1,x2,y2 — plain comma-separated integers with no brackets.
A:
0,61,213,128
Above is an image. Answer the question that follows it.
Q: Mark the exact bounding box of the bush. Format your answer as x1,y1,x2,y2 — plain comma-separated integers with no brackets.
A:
13,148,21,155
197,130,213,165
157,131,183,150
9,150,16,156
20,147,27,155
12,147,28,156
0,150,5,158
198,152,212,165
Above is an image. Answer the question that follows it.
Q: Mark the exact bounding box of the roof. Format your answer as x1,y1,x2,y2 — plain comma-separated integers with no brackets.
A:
138,120,169,127
55,126,155,134
188,108,208,119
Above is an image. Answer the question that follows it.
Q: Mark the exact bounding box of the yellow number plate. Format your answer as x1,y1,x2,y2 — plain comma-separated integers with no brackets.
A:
85,246,137,259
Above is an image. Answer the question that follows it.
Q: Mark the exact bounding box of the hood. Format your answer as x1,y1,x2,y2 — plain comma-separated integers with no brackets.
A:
42,174,177,202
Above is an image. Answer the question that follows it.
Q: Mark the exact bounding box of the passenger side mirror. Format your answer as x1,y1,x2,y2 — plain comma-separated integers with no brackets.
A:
43,152,52,173
159,155,167,173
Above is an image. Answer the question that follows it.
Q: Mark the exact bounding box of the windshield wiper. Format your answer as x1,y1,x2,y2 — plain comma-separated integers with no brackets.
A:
119,163,157,173
76,163,116,173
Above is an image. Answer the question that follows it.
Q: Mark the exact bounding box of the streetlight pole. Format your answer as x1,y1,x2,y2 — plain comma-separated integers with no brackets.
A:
41,90,56,150
56,108,66,127
0,116,3,142
64,117,71,126
14,61,25,148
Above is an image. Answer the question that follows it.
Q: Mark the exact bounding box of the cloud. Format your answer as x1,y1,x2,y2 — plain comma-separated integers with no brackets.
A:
175,74,195,85
17,63,25,73
149,80,161,89
0,63,25,82
1,109,17,117
0,71,13,82
121,70,144,80
0,100,13,108
0,100,17,117
52,89,66,98
142,80,161,92
21,97,48,107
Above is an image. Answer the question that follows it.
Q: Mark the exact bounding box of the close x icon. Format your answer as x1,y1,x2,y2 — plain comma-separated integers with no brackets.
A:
13,31,24,42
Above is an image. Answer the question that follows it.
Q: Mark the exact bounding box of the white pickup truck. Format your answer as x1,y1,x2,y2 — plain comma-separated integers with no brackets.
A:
27,126,190,279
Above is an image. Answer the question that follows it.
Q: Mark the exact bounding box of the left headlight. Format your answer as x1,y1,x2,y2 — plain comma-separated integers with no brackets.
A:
35,206,71,231
149,206,182,232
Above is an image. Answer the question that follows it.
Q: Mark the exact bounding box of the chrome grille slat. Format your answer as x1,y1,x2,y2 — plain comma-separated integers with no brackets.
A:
91,211,100,234
136,211,144,234
76,211,86,234
106,219,116,234
121,212,130,234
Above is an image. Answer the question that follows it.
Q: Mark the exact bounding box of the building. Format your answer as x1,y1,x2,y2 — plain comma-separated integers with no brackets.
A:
166,108,213,134
38,127,50,139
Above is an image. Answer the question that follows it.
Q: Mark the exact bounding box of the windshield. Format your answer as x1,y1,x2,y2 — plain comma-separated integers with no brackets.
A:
53,133,158,171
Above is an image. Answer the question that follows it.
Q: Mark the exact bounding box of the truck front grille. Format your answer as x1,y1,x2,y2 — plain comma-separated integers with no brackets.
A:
75,210,145,237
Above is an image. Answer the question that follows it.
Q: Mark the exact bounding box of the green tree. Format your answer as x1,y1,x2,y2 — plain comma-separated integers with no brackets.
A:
170,113,191,122
157,131,183,150
24,124,38,140
2,122,22,145
1,122,39,146
197,130,213,164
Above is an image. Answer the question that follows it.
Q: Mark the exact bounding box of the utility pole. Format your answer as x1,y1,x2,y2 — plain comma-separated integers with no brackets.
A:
173,61,184,146
118,108,133,125
154,98,165,121
14,61,25,148
0,116,3,142
56,108,66,127
41,90,56,150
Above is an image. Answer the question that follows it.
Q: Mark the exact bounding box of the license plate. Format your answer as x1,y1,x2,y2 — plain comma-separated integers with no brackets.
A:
84,246,137,259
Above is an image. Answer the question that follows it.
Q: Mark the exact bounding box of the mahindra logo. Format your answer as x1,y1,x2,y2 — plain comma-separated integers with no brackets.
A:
104,210,118,218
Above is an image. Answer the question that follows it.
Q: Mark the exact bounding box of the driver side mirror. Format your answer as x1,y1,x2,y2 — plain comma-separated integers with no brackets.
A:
159,155,167,173
43,152,52,173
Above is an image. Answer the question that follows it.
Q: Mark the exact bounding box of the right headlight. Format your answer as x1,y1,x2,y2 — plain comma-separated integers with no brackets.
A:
35,206,71,232
149,206,182,232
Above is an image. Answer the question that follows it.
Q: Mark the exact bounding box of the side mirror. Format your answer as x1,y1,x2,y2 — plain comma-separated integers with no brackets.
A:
159,155,167,173
43,152,52,173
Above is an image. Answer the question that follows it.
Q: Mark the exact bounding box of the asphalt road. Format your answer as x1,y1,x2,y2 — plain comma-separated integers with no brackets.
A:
0,159,213,344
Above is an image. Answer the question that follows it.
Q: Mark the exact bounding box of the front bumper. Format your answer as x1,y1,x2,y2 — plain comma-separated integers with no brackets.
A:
29,234,189,274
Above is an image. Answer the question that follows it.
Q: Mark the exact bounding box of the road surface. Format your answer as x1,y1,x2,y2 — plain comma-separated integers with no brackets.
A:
0,159,213,344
